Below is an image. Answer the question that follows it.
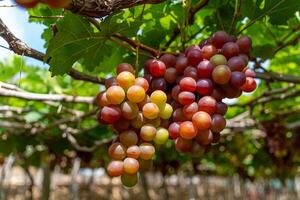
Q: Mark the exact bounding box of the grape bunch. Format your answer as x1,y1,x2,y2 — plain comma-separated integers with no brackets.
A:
96,31,257,187
143,31,256,153
15,0,71,9
96,64,172,187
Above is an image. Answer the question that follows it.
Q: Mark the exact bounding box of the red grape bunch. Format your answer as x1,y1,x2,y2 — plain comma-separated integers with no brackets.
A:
96,63,171,187
96,31,257,187
143,31,256,153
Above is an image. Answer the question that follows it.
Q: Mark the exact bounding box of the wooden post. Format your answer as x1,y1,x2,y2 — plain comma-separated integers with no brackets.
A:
41,163,51,200
69,158,81,200
0,154,15,199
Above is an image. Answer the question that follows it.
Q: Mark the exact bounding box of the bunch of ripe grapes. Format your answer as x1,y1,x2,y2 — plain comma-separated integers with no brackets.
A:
15,0,71,8
97,31,256,187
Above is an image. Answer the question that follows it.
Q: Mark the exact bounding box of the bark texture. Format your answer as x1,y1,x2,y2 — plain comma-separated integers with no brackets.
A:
68,0,165,17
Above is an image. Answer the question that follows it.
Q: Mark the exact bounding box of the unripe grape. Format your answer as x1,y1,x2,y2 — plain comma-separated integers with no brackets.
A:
159,103,173,119
150,90,167,105
127,85,146,103
116,71,135,90
210,54,227,66
123,158,139,174
140,124,156,142
106,86,125,105
139,143,155,160
142,103,160,119
154,128,169,145
121,173,138,188
108,142,126,160
212,65,231,84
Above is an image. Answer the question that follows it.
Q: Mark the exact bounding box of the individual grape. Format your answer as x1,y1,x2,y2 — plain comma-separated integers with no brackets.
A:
197,60,214,78
139,158,153,171
117,63,134,74
239,54,249,63
210,54,227,66
131,112,145,129
183,66,198,80
211,31,230,48
116,71,135,90
185,45,201,55
142,103,160,119
108,142,126,160
106,86,125,105
179,77,197,92
212,65,231,84
195,130,213,145
241,77,257,92
96,92,109,107
175,137,193,153
107,160,124,177
230,71,246,88
121,173,138,188
126,145,141,159
178,91,195,105
187,49,203,66
183,102,198,120
160,54,177,68
212,132,221,144
139,143,155,160
171,85,181,101
105,77,117,89
211,87,225,101
221,84,242,98
175,56,188,74
211,114,226,132
138,95,150,110
244,68,256,78
153,128,169,145
127,85,146,103
144,59,154,74
215,101,228,115
140,124,156,142
179,121,198,139
119,130,138,147
114,118,131,132
196,79,213,95
237,36,252,54
159,103,173,119
99,106,121,124
192,111,212,130
150,90,167,105
164,67,177,83
143,73,153,84
202,45,217,59
168,122,181,140
121,101,139,120
135,77,149,92
123,157,139,174
227,56,247,71
149,60,166,77
172,108,187,122
221,42,239,58
145,117,161,127
198,96,217,115
151,78,167,91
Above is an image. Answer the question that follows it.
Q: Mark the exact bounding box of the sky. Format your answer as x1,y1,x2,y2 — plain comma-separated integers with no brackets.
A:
0,0,46,66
